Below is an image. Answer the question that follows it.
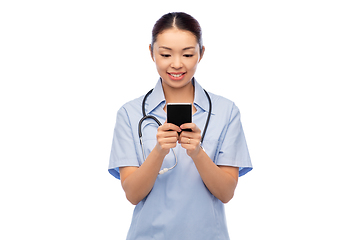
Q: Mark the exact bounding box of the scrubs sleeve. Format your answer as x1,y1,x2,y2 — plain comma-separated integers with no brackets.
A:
216,103,253,177
108,107,140,180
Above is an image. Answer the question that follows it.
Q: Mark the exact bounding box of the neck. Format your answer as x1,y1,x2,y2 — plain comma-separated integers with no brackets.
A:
162,80,195,104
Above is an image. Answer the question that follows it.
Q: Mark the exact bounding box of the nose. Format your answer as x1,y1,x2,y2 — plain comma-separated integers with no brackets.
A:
171,56,183,69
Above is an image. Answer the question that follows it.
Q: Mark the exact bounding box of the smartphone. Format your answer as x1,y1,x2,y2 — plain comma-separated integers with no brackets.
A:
167,103,192,131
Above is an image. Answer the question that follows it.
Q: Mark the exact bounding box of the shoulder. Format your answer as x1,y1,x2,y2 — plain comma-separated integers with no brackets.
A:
115,95,145,123
208,92,234,105
117,95,144,114
207,91,240,117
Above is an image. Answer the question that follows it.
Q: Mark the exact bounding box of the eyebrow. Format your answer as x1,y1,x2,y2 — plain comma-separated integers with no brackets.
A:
159,46,195,51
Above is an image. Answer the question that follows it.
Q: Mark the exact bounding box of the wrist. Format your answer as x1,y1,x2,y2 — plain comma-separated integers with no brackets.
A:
154,143,170,158
189,145,203,160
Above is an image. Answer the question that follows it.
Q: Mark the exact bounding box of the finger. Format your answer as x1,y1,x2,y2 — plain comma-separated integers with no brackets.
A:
158,135,178,147
179,136,199,145
180,123,200,133
179,137,189,145
157,131,179,140
159,136,179,145
179,130,201,141
159,123,181,132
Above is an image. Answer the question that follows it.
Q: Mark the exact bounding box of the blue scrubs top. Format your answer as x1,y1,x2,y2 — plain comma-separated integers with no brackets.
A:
109,79,252,240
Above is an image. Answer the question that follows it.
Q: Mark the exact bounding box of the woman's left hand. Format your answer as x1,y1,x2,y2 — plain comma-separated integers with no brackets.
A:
179,123,202,158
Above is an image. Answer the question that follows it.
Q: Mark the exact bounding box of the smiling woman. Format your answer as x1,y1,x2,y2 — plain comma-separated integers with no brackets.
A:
108,12,252,240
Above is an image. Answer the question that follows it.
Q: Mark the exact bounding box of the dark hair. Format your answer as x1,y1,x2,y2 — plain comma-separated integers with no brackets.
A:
151,12,203,55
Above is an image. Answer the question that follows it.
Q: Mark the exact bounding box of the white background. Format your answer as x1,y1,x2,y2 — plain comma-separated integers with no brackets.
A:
1,0,359,239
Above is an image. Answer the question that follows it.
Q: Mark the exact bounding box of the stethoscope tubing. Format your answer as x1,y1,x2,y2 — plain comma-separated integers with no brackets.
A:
138,86,212,174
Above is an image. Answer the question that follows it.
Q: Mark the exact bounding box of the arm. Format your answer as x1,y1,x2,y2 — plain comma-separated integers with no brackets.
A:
120,123,181,205
119,148,165,205
179,123,238,203
191,149,238,203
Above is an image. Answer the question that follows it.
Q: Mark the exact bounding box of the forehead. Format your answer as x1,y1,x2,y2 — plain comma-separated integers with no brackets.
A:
155,28,198,50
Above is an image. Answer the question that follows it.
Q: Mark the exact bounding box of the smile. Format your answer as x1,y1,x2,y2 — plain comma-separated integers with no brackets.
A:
170,73,183,77
167,72,186,80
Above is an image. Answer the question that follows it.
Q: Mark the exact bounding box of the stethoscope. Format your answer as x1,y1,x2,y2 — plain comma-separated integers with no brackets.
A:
138,87,212,174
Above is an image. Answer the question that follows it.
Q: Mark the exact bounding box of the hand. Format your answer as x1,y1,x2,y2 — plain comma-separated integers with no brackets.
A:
156,122,181,156
179,123,202,158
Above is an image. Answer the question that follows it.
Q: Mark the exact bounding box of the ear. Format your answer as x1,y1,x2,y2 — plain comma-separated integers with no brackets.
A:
198,46,205,62
149,44,155,62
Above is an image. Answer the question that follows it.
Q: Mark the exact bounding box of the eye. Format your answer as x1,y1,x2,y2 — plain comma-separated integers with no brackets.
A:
161,54,171,58
184,54,194,58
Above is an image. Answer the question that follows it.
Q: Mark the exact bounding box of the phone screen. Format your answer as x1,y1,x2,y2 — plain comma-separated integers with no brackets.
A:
167,103,192,128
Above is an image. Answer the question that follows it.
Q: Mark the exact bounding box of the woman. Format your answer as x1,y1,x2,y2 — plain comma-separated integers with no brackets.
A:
108,12,252,240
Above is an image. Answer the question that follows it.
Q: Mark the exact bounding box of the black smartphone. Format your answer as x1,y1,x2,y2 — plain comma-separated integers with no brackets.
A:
167,103,192,131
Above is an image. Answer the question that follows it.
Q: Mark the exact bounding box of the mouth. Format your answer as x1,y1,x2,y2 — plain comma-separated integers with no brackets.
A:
167,72,186,80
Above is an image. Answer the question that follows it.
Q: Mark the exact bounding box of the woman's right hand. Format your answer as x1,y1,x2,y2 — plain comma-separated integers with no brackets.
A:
156,122,181,156
120,122,181,205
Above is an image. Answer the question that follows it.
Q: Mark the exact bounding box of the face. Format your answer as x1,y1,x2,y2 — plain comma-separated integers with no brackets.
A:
150,28,204,90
